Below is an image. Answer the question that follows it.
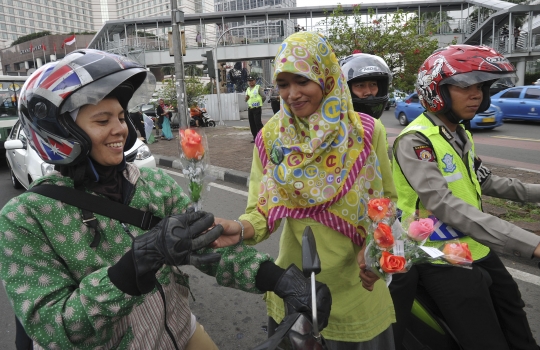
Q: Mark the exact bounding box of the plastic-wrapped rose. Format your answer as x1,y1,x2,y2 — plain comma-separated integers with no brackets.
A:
408,218,434,242
442,242,473,265
380,251,406,274
374,222,394,249
181,129,205,160
367,198,392,222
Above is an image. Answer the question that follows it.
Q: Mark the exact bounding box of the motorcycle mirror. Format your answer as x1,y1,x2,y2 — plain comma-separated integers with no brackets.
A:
302,226,322,340
302,226,321,278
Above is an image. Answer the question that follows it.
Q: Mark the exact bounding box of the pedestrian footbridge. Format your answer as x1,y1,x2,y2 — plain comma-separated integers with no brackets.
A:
87,0,540,84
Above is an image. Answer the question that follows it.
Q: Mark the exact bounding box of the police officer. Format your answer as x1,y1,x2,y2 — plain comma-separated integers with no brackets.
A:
245,76,266,143
391,45,540,350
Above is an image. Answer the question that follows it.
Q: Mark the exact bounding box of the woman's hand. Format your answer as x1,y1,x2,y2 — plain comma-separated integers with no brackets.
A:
210,218,243,248
357,246,379,291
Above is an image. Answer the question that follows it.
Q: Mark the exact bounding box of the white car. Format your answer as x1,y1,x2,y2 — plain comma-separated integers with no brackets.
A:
5,120,156,189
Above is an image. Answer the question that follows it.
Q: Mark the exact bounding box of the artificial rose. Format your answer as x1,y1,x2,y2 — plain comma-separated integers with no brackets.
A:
379,251,406,274
374,222,394,249
367,198,391,222
442,242,473,265
181,129,205,160
408,218,434,241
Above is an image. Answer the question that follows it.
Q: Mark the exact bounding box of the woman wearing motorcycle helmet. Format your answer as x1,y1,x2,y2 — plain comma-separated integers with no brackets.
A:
391,45,540,350
340,53,392,119
0,49,330,350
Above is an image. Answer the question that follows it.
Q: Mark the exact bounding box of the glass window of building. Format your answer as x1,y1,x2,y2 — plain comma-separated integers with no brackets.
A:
8,8,14,14
6,0,12,5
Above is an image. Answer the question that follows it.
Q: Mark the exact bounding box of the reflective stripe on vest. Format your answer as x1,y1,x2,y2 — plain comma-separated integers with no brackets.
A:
393,113,489,260
247,85,263,108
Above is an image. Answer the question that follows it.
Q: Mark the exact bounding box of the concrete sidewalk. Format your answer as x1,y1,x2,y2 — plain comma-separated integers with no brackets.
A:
146,105,540,234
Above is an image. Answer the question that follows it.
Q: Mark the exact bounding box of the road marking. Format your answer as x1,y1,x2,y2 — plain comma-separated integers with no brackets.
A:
492,135,540,142
507,267,540,286
160,168,249,197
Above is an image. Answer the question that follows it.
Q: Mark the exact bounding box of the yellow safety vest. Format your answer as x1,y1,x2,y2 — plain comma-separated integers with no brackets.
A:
247,85,263,108
393,113,490,261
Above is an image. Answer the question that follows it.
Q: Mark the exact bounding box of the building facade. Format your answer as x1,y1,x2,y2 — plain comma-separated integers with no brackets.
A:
0,35,94,76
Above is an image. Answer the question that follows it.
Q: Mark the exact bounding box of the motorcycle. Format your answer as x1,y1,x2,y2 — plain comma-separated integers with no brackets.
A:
253,226,328,350
190,108,216,127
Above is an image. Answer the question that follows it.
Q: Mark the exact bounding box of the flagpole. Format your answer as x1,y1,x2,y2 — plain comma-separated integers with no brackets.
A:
31,48,36,69
43,44,46,64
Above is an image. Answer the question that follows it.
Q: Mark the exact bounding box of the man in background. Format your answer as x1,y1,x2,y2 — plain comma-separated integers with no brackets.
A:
245,76,266,143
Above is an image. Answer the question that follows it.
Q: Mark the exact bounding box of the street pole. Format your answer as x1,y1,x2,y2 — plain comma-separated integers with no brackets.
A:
170,0,188,129
212,47,224,126
213,24,280,127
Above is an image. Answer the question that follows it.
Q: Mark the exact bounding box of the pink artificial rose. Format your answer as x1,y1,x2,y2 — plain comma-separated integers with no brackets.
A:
408,218,434,241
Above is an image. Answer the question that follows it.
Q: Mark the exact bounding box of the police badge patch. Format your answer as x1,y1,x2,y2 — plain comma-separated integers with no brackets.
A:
442,153,457,172
413,145,435,162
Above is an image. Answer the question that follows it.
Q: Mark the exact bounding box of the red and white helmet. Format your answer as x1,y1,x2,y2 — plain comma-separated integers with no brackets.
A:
416,45,516,118
19,49,155,165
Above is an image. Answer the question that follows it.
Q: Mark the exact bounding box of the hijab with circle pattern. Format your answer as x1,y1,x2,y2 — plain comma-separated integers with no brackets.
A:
254,32,383,246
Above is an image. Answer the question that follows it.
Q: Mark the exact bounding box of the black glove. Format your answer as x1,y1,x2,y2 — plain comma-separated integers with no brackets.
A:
273,264,332,331
131,211,223,292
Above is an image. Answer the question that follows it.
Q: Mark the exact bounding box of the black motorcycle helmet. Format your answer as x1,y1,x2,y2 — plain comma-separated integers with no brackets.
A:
340,53,392,119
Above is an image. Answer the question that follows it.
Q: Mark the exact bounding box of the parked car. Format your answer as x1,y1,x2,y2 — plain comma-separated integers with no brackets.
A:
394,92,504,130
533,79,540,86
140,104,157,118
490,85,540,121
384,90,406,110
5,121,156,189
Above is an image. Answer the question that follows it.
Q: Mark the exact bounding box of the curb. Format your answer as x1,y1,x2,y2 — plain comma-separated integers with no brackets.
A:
153,154,251,188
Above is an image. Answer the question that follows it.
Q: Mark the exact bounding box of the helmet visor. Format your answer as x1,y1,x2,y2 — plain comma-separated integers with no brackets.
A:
128,71,156,111
60,68,155,114
440,71,517,88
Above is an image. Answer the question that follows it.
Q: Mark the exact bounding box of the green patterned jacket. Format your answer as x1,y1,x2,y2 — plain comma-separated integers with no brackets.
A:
0,164,271,349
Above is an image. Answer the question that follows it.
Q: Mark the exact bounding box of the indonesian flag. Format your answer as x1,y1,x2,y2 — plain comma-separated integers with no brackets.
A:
43,44,47,51
29,43,33,51
61,35,76,48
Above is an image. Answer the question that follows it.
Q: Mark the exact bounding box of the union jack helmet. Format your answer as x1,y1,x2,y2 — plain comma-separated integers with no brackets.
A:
416,45,516,116
19,49,155,165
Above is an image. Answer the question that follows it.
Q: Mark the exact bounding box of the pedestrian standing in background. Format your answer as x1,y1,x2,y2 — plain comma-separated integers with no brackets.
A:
245,76,266,143
269,85,280,114
128,109,147,143
196,31,202,47
156,98,167,140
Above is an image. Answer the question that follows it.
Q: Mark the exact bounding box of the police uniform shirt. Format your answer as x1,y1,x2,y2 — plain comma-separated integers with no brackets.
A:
394,112,540,258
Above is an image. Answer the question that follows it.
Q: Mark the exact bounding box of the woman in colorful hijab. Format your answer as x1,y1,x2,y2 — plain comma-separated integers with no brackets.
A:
214,32,397,348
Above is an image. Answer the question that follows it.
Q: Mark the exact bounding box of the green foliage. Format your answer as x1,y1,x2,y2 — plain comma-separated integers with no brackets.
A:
67,31,97,35
322,7,440,92
158,75,210,108
525,72,540,85
11,31,51,46
483,197,540,223
136,31,157,38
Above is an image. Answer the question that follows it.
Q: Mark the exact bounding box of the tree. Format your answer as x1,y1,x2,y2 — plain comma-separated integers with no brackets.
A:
158,75,210,108
323,6,440,92
11,31,52,46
